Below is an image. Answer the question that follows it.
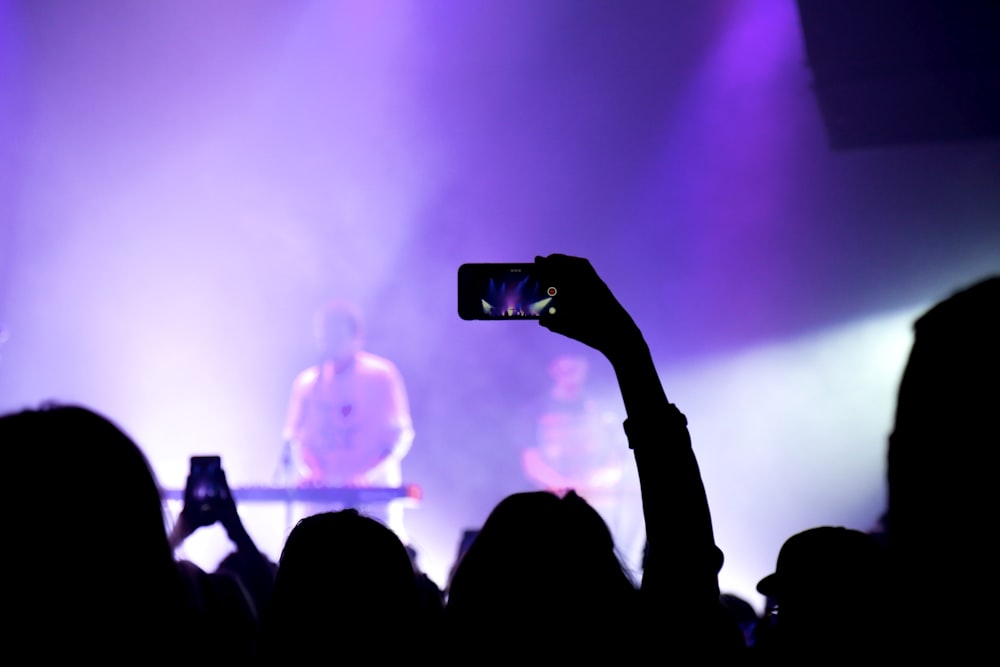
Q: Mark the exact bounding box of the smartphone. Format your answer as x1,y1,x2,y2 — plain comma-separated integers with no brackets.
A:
187,455,227,508
458,263,558,320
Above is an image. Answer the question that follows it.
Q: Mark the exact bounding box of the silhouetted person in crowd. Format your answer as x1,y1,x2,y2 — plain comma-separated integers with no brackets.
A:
168,457,278,661
752,526,890,662
1,404,207,660
255,509,439,663
405,543,447,624
445,254,745,660
445,528,480,595
886,274,1000,659
445,489,638,659
720,592,760,648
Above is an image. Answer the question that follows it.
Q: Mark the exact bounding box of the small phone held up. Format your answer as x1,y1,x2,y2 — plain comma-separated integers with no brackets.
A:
186,455,228,514
457,262,558,320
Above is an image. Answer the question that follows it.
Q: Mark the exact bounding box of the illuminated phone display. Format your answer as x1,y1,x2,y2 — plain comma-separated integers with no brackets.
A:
458,263,557,320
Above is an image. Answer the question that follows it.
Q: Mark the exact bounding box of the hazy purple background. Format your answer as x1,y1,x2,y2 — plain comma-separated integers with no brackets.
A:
2,1,998,608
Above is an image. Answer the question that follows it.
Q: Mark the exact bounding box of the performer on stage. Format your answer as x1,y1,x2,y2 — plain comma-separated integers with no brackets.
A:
520,353,645,575
282,299,415,540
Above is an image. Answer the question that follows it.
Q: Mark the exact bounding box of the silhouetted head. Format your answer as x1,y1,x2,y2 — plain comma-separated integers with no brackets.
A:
886,274,999,655
758,527,886,603
4,403,174,571
756,526,889,656
258,510,421,658
0,403,196,657
888,275,1000,545
445,491,636,655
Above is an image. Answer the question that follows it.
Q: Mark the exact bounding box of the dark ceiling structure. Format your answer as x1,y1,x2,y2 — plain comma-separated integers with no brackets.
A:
796,0,1000,149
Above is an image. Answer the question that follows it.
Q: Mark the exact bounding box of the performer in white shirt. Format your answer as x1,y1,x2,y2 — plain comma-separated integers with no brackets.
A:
283,299,415,540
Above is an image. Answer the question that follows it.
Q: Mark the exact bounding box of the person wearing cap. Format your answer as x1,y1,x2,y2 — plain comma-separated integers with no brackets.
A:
753,526,890,661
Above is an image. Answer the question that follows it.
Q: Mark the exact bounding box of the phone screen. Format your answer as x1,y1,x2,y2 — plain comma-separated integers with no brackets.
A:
457,263,557,320
188,455,224,503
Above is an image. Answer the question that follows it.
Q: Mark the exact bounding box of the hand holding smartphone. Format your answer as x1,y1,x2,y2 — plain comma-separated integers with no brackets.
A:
185,455,229,522
457,262,558,320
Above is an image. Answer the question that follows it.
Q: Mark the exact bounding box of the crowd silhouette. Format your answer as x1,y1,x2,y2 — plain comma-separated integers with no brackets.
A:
2,254,995,663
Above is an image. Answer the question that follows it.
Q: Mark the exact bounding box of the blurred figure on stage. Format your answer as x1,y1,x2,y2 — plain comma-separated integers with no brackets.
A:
282,299,415,541
520,353,645,576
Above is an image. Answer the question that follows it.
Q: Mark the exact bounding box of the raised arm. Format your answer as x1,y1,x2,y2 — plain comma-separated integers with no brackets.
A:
535,254,742,655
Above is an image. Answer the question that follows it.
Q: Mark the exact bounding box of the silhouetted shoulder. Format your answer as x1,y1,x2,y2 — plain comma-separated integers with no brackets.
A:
914,275,1000,334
